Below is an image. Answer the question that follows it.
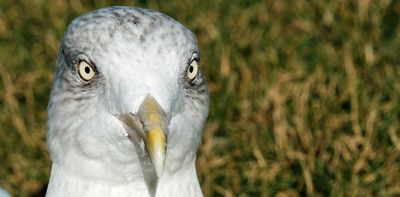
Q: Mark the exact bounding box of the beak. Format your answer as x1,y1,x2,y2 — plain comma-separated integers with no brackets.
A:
138,95,167,178
117,95,167,178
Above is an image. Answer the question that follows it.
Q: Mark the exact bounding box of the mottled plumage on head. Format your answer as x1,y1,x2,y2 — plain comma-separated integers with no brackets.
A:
47,6,208,197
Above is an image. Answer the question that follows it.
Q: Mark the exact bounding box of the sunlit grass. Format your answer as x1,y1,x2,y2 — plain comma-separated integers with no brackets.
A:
0,0,399,196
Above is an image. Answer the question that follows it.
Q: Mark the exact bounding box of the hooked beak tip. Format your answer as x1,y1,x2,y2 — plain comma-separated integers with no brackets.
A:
146,127,166,177
119,95,167,178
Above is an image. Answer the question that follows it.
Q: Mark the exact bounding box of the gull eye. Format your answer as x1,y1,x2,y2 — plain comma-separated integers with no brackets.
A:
77,61,95,81
187,60,198,80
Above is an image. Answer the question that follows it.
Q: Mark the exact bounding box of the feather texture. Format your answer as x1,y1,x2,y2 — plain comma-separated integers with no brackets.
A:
47,6,208,197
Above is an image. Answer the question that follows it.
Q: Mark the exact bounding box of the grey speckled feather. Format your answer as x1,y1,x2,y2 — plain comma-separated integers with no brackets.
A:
46,6,208,197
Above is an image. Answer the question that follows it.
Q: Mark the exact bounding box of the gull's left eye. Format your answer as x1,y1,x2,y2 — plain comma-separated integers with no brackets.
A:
187,60,198,80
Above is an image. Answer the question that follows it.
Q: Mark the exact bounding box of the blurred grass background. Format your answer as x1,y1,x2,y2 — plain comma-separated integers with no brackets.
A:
0,0,400,196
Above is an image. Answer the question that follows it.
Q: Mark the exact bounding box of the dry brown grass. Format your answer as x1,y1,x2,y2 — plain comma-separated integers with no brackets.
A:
0,0,399,196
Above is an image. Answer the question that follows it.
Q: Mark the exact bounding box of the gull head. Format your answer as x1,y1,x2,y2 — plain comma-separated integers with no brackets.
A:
47,6,209,196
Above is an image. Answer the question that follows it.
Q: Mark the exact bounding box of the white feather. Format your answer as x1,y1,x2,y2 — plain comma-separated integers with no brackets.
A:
46,6,208,197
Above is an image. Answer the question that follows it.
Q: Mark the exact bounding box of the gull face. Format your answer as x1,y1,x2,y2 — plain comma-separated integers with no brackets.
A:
47,6,208,194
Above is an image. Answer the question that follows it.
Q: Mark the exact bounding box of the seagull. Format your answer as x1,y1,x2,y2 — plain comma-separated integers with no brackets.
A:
46,6,209,197
0,188,10,197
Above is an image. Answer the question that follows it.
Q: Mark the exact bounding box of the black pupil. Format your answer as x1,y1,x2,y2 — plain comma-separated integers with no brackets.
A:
84,66,91,74
189,66,194,73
